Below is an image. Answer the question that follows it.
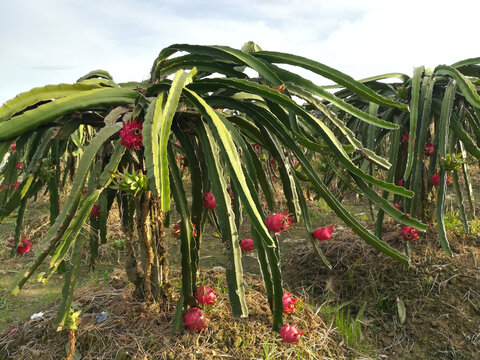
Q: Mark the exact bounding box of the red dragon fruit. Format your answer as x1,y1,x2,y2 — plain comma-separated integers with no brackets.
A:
265,212,293,233
239,238,255,252
119,119,143,149
312,225,334,241
194,286,216,306
430,173,440,187
90,204,100,218
203,192,216,209
279,324,303,343
184,308,207,331
282,293,300,314
392,203,402,211
400,226,419,242
16,237,31,255
424,143,434,156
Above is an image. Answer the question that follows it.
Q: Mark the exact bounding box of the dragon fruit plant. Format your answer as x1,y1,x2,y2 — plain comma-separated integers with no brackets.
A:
2,42,422,333
336,62,480,257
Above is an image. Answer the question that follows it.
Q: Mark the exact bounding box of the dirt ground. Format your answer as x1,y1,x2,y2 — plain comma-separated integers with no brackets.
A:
1,192,480,359
282,218,480,360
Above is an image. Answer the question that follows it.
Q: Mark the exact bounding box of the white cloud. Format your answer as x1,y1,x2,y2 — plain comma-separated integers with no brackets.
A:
1,0,479,103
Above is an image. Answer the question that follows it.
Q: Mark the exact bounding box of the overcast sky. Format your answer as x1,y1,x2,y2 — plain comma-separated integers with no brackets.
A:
1,0,479,104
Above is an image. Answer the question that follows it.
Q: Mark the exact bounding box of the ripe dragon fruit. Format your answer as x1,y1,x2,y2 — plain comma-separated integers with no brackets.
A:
424,143,434,156
194,286,216,306
16,162,22,171
172,223,197,238
400,226,419,242
392,203,402,211
265,212,293,233
282,293,300,314
279,324,303,343
312,225,334,241
203,192,216,209
430,173,451,187
90,204,100,218
119,119,143,149
184,307,207,331
430,173,440,187
16,237,31,255
239,238,254,252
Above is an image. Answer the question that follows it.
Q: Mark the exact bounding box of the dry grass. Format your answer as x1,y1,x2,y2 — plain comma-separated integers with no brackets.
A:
0,268,350,360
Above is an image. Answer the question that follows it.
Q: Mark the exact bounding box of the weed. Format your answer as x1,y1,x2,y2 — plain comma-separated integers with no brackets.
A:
261,334,277,360
444,202,464,234
468,218,480,236
333,302,371,352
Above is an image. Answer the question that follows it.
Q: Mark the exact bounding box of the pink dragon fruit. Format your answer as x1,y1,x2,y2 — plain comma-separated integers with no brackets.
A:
279,324,303,343
194,286,216,306
239,238,254,252
203,192,216,209
282,293,300,314
265,212,293,233
16,237,31,255
119,119,143,149
90,204,100,218
424,143,434,156
184,307,207,331
312,225,334,241
400,226,419,242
